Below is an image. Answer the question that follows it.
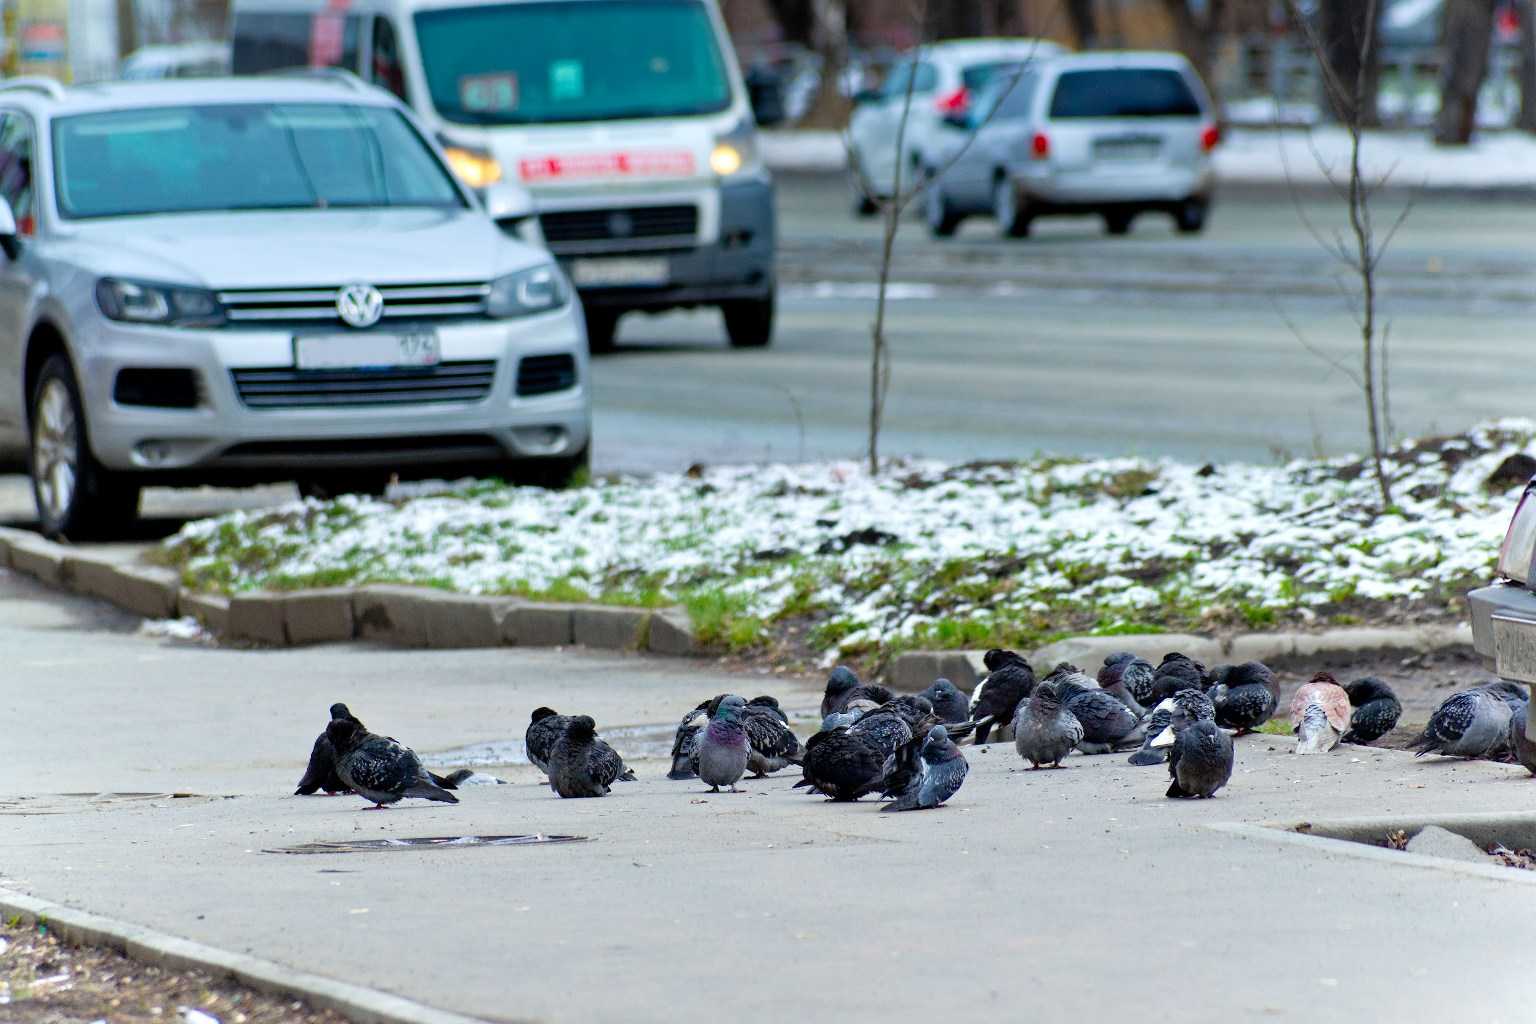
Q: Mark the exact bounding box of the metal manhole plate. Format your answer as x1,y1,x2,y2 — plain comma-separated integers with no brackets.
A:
264,834,589,855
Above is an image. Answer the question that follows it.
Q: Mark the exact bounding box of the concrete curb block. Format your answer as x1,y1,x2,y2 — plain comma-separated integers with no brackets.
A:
0,526,699,656
888,622,1478,690
0,886,495,1024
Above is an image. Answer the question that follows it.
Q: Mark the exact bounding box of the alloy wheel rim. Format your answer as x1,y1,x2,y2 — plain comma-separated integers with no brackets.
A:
33,379,78,521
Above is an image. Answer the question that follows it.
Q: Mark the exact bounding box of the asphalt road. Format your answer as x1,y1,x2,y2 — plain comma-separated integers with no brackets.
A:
2,175,1535,528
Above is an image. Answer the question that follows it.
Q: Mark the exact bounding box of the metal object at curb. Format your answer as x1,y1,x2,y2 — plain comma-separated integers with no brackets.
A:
0,886,497,1024
266,834,589,855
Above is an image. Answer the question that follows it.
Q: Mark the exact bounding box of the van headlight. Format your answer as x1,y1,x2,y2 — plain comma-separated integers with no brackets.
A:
1499,483,1536,584
487,265,568,319
443,144,504,189
96,278,225,327
710,121,761,179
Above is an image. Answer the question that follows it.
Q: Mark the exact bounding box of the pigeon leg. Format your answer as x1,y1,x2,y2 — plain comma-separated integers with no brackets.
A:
365,803,391,810
708,785,720,793
729,784,740,793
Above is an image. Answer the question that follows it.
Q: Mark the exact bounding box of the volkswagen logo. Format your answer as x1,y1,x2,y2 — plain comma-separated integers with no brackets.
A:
607,212,634,238
336,284,384,329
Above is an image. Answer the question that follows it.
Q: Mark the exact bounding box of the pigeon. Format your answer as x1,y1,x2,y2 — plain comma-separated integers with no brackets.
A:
1099,652,1157,709
325,718,458,808
1148,653,1207,703
1165,719,1234,799
740,699,804,777
794,727,885,801
1210,662,1280,735
747,695,790,724
847,702,916,760
1014,682,1083,768
882,726,969,812
1341,677,1402,745
1289,673,1353,754
667,700,711,780
548,716,632,798
1049,665,1143,753
525,707,571,775
298,704,465,795
971,649,1036,744
697,694,751,792
820,666,894,719
1505,693,1536,774
820,707,868,731
1410,683,1517,759
919,678,972,725
1128,698,1177,767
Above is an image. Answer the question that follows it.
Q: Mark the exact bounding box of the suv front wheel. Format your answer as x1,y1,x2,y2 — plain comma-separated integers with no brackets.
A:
30,354,140,539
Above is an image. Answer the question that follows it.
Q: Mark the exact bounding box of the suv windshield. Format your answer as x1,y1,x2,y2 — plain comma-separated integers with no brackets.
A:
1048,68,1202,119
415,0,732,126
52,103,464,219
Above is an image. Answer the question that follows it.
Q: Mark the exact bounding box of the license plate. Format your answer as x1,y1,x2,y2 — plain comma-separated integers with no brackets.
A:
294,332,440,371
1093,137,1161,162
1492,615,1536,683
570,257,669,287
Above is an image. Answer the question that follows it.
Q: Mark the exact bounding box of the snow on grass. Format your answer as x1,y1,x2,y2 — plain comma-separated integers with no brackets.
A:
158,422,1534,662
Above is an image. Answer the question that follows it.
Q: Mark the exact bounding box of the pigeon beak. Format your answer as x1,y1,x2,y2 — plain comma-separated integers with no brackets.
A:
1150,727,1175,749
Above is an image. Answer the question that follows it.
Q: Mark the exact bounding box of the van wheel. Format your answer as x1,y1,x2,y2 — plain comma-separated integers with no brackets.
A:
925,178,962,238
1175,198,1209,234
585,308,620,355
1104,211,1135,236
993,178,1031,238
29,354,140,540
723,291,774,348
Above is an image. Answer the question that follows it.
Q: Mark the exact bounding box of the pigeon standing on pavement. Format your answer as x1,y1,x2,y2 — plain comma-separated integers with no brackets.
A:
882,726,969,812
1049,665,1143,753
325,718,458,808
548,716,631,798
794,727,885,801
740,698,804,777
667,700,711,780
1014,682,1084,769
1148,654,1208,704
697,694,752,793
295,702,363,796
1289,673,1353,754
1505,690,1536,774
820,667,894,719
1128,698,1177,767
1099,653,1157,710
1164,719,1234,799
1410,683,1518,759
919,678,972,725
1341,678,1403,745
1210,662,1280,735
971,649,1036,744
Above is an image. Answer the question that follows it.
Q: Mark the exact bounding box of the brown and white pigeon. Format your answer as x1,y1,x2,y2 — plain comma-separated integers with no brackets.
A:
1289,673,1352,754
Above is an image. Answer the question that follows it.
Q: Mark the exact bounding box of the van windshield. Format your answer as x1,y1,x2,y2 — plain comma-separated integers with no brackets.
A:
52,103,465,219
415,0,733,125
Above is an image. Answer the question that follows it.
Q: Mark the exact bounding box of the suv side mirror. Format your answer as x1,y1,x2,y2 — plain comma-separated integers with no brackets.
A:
483,181,534,222
0,197,19,259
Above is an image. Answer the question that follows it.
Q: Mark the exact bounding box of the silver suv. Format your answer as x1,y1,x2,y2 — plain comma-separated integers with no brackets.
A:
0,75,590,538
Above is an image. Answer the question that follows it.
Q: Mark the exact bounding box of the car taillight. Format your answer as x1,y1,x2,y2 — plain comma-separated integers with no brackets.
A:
1031,132,1050,159
1498,484,1536,583
936,87,969,115
1200,123,1222,152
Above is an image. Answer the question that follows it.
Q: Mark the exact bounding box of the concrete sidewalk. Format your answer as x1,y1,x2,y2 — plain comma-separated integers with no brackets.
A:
4,568,1536,1023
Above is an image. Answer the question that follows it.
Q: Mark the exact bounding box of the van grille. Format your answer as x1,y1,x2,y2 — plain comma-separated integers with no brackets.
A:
232,361,497,408
516,354,577,397
539,205,698,255
217,282,491,327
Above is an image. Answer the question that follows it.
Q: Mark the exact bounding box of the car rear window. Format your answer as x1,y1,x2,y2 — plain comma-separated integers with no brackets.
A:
962,61,1023,92
1048,68,1202,119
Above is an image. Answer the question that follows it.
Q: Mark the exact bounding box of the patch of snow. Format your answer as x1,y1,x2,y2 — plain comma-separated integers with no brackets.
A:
138,617,212,643
1214,126,1536,190
760,129,847,173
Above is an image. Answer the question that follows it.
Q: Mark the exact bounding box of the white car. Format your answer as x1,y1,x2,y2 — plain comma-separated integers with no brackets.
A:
923,52,1220,238
845,37,1065,213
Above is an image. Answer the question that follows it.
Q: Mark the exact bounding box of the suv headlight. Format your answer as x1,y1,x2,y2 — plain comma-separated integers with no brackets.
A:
95,278,225,327
709,119,761,179
1499,482,1536,583
487,265,568,319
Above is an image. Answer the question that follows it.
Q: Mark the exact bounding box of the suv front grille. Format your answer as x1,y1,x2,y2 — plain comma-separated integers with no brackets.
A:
539,205,698,255
232,361,497,409
218,282,491,327
516,354,577,397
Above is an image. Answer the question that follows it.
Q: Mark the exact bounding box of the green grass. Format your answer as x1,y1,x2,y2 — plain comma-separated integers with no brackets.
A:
684,587,767,652
1256,718,1293,736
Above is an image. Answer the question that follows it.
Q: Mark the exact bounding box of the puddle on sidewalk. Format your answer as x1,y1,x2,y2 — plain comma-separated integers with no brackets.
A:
265,834,589,855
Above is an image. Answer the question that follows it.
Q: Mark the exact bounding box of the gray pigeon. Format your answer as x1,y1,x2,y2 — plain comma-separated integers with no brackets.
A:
740,699,804,777
821,667,894,719
667,700,711,780
1099,653,1157,709
525,707,570,775
1014,683,1084,768
1166,719,1234,799
325,718,458,808
847,703,916,761
295,702,363,795
1341,678,1402,745
698,695,751,792
971,649,1036,744
919,678,971,725
1410,684,1516,759
1128,698,1176,767
882,726,969,812
1209,662,1280,735
1050,666,1143,753
548,716,631,798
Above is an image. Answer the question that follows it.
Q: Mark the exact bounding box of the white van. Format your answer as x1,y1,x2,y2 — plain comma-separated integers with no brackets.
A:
230,0,776,352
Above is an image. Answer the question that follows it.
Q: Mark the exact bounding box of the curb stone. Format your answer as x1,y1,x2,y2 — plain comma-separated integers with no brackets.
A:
0,526,699,656
0,886,496,1024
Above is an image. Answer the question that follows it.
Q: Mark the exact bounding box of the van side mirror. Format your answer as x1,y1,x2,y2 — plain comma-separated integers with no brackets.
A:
0,198,19,259
745,68,785,127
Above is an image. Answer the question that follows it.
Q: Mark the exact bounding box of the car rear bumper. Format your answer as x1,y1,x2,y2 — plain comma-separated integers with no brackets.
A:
73,304,591,479
1468,581,1536,661
1018,164,1215,208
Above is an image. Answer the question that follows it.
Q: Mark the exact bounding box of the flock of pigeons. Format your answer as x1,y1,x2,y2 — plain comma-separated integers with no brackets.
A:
292,645,1536,812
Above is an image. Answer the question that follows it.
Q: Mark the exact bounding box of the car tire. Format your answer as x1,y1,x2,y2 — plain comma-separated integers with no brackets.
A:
584,308,620,355
1104,211,1135,236
993,177,1031,238
297,472,393,501
852,183,880,218
925,177,962,238
29,353,140,540
1175,197,1209,234
508,444,590,490
723,289,775,348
